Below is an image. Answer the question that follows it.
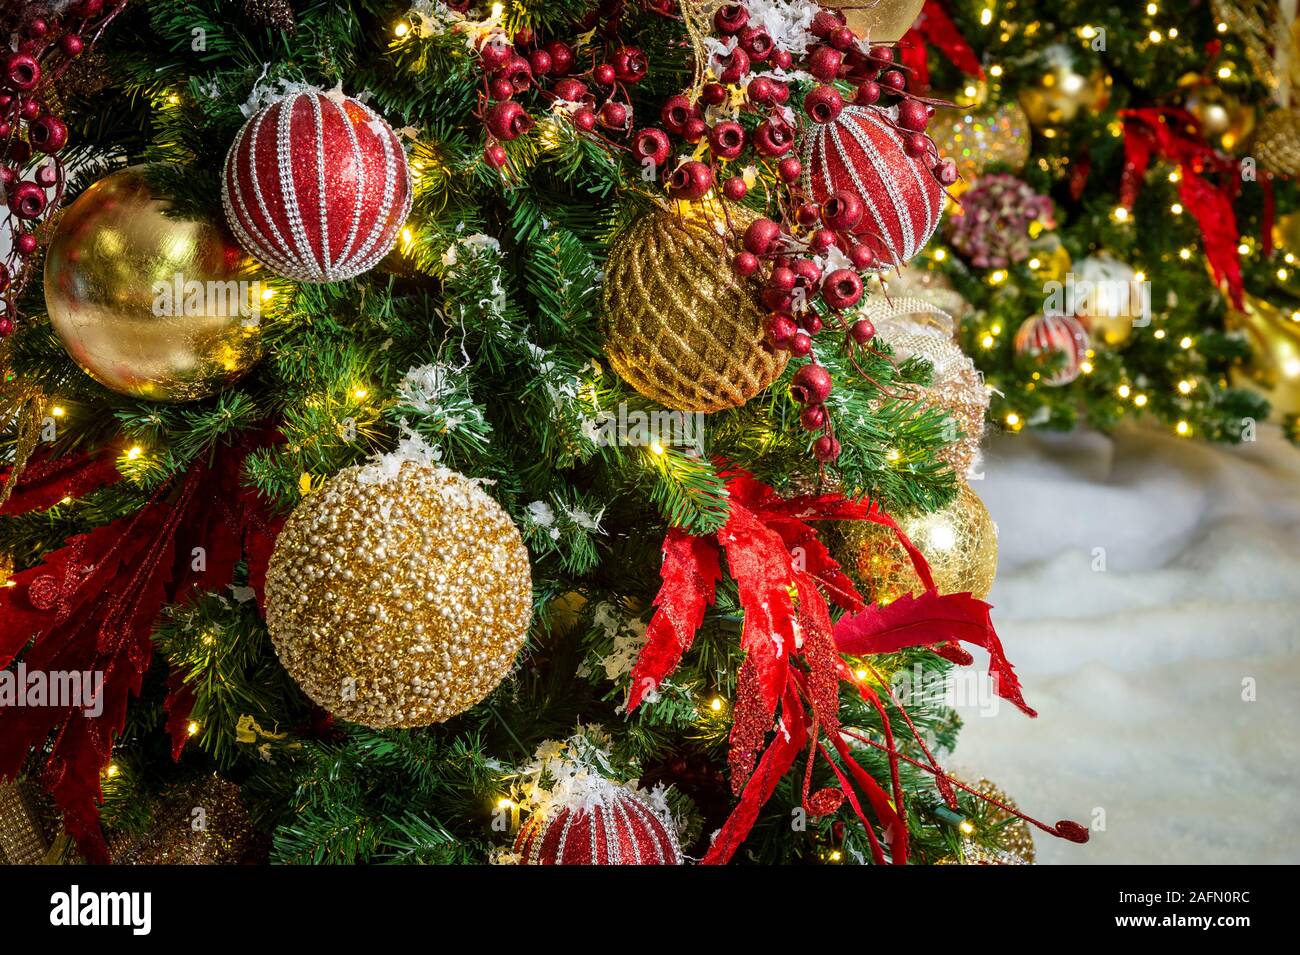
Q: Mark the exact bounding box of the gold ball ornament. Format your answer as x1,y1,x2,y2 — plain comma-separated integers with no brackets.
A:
1018,49,1112,133
1274,210,1300,257
43,167,265,402
265,457,533,728
969,778,1036,863
869,264,971,324
1255,109,1300,178
1072,254,1139,348
839,483,998,604
110,777,262,865
1226,292,1300,420
1179,74,1256,152
928,102,1031,183
601,204,787,413
821,0,925,43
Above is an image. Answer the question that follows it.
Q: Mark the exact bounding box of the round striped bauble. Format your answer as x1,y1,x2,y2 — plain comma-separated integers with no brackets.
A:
222,90,412,283
1013,313,1090,386
801,105,944,270
514,785,683,865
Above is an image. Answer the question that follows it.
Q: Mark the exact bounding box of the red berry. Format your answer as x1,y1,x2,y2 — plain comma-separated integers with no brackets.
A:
796,202,821,227
7,180,47,220
869,45,896,66
667,160,714,200
0,316,13,337
777,157,802,183
26,19,49,38
880,70,907,92
790,332,813,356
714,4,750,34
791,363,833,405
490,77,515,101
661,95,697,135
502,55,533,93
734,251,760,275
709,120,746,160
600,101,628,129
769,266,796,292
814,435,842,462
723,176,748,201
484,143,508,168
553,78,589,103
810,228,838,253
35,163,58,187
807,46,843,82
744,218,783,256
850,319,876,344
683,117,709,143
822,269,864,310
633,128,671,167
801,405,827,431
529,49,553,77
488,101,533,140
546,41,575,75
718,47,751,85
16,233,38,256
754,119,795,157
799,312,823,335
855,81,881,105
791,258,823,288
701,82,729,106
613,47,648,84
772,49,794,71
3,53,40,92
811,10,845,38
822,190,864,231
767,314,798,346
935,158,960,186
905,132,931,158
804,84,844,124
594,63,617,85
897,99,931,132
479,36,511,70
739,27,774,62
747,77,775,105
849,245,877,270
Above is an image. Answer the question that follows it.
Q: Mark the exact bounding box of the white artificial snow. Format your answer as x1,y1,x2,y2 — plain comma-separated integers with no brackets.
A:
951,423,1300,863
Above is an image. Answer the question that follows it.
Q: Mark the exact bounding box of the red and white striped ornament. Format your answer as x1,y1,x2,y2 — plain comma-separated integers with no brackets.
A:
222,90,412,283
514,783,683,865
801,105,944,270
1014,313,1090,386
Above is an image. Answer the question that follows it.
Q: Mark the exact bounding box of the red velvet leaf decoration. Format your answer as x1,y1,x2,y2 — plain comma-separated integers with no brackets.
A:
833,590,1036,717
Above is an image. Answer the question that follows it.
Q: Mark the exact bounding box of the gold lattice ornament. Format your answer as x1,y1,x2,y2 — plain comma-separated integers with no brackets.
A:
110,776,262,865
0,780,52,865
1256,108,1300,176
601,203,788,413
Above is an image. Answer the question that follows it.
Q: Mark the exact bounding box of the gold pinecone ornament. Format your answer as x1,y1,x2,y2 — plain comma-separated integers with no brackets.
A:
601,204,788,413
265,456,533,729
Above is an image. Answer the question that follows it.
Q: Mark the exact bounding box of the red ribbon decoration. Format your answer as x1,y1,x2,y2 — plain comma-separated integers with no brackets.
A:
1120,107,1245,308
900,0,985,92
626,467,1070,864
0,435,282,863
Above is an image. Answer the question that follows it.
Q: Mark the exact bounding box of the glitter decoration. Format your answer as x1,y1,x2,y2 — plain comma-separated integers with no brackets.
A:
801,105,945,270
946,173,1054,269
969,777,1036,863
601,203,787,413
222,90,412,283
928,101,1031,184
0,780,50,864
837,483,998,604
264,455,533,728
242,0,296,32
1255,108,1300,177
1014,313,1090,387
111,776,263,865
1018,45,1112,134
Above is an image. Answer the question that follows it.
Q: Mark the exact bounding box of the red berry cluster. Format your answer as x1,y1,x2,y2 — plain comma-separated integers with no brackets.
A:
473,22,649,171
625,4,954,462
1,0,127,338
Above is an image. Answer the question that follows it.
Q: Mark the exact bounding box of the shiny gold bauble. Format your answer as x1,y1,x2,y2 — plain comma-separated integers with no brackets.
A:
1225,292,1300,419
1256,109,1300,177
601,204,787,412
878,323,987,477
44,167,265,402
839,483,997,603
929,101,1031,183
1018,51,1112,133
1274,210,1300,257
1027,235,1072,287
1179,74,1256,152
265,458,533,728
822,0,925,43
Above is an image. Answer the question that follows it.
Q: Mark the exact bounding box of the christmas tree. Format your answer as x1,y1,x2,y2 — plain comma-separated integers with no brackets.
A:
900,0,1300,445
0,0,1108,866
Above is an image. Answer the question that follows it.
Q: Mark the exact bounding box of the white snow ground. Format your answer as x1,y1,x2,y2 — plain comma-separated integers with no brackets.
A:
950,423,1300,865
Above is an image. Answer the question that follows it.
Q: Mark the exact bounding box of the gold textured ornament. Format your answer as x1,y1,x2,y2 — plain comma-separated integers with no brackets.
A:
1,342,44,510
44,167,266,403
822,0,925,43
838,483,997,603
1027,235,1072,287
1179,74,1256,152
0,780,51,865
265,457,533,728
601,204,787,413
1274,210,1300,255
110,776,262,865
1255,108,1300,177
968,777,1036,863
1072,254,1139,348
1018,48,1113,133
1225,292,1300,419
928,101,1031,184
869,265,971,325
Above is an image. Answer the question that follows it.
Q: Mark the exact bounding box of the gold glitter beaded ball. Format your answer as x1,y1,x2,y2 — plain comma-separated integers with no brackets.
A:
601,204,788,413
264,459,533,728
1256,108,1300,177
837,483,997,604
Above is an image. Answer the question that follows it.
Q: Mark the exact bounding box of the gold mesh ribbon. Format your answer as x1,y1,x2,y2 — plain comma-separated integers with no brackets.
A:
0,780,51,865
1,340,45,510
682,1,727,94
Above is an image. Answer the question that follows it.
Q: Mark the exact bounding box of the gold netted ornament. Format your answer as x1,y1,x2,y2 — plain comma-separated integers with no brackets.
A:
110,776,262,864
1256,108,1300,176
837,482,997,603
601,204,788,413
0,780,51,864
265,457,533,729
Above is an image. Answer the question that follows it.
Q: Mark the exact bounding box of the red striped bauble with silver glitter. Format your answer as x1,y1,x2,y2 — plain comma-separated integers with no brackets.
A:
1013,313,1091,386
222,90,412,283
514,786,683,865
801,104,944,270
